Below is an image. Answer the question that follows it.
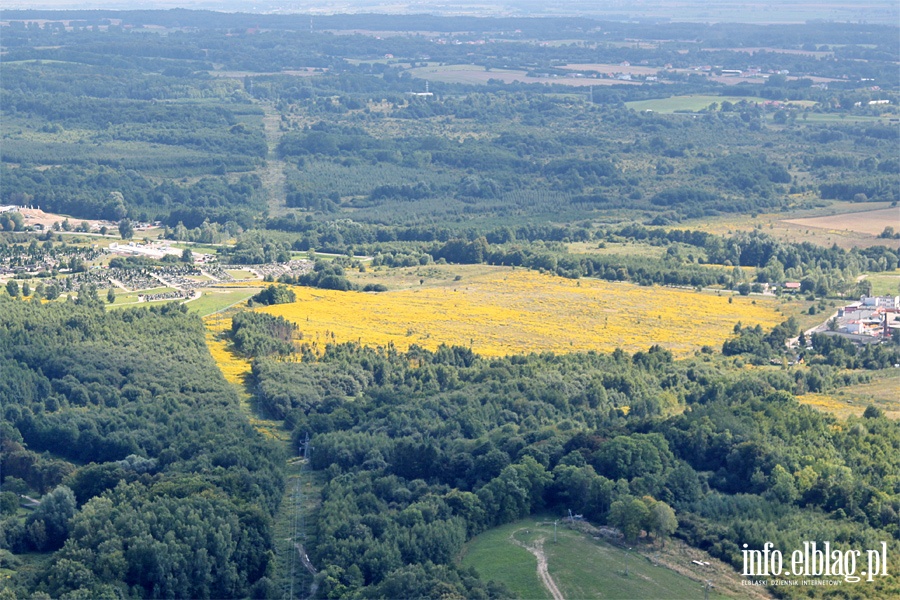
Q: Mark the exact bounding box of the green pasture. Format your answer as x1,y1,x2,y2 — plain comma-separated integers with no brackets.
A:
171,242,224,255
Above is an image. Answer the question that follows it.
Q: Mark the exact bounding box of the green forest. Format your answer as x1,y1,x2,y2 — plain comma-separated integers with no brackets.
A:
1,7,898,600
0,298,284,598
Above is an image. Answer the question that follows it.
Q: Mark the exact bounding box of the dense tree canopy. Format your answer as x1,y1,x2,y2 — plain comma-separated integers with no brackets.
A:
0,298,285,598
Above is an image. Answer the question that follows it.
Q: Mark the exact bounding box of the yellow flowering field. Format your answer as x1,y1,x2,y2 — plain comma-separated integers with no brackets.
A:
204,315,288,441
204,319,250,388
262,268,783,357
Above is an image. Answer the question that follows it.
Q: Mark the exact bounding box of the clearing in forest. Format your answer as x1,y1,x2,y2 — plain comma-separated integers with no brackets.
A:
261,267,782,357
204,310,288,441
460,519,758,599
798,371,900,420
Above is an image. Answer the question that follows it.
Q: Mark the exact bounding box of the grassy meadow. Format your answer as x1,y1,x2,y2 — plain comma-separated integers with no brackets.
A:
261,266,783,357
460,519,739,600
459,521,550,600
865,270,900,297
798,371,900,420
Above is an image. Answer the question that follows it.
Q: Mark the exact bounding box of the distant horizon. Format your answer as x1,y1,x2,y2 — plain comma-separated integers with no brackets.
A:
2,0,898,26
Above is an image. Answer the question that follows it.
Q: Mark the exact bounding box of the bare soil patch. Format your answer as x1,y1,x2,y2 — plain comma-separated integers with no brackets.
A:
509,532,564,600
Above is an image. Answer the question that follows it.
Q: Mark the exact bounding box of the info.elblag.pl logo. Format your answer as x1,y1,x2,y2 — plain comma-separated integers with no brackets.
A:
742,542,890,584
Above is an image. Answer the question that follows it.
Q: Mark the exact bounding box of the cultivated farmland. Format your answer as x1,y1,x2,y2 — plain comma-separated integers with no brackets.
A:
261,267,782,357
674,202,899,249
783,206,900,237
406,64,636,87
626,95,771,113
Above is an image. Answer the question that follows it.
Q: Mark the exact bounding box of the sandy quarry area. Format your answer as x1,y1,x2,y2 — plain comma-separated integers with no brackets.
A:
16,207,115,232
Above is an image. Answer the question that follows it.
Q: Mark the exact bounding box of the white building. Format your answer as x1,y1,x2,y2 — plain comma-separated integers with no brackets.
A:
861,295,900,309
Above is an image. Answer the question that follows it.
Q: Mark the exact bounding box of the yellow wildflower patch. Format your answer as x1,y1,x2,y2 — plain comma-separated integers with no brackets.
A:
797,393,861,420
205,326,251,388
262,268,782,357
203,315,289,441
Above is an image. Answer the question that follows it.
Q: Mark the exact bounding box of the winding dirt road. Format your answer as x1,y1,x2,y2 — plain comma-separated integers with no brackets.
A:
511,531,564,600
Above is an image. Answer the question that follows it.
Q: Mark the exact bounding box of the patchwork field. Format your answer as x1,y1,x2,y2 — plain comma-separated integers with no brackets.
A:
783,206,900,237
261,267,782,357
566,241,667,259
674,202,897,249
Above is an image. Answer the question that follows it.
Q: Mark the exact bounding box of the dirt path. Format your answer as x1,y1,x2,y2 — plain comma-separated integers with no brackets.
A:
510,531,564,600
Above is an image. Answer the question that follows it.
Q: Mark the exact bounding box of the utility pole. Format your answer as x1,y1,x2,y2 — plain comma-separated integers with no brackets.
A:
553,520,558,543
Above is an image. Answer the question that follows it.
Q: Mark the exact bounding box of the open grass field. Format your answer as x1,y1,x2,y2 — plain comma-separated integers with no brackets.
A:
261,266,783,358
625,96,879,116
460,519,752,599
566,241,667,259
459,521,550,599
864,270,900,297
225,269,260,280
170,242,223,255
792,112,895,124
271,462,324,599
799,371,900,420
187,287,262,317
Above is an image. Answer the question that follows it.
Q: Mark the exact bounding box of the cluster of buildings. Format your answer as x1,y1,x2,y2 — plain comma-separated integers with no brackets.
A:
832,296,900,340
